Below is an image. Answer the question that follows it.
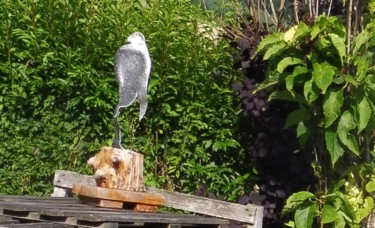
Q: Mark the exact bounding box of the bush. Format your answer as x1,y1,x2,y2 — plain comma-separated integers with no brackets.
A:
0,0,254,199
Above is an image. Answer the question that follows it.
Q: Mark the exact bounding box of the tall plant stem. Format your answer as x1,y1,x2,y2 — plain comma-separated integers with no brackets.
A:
346,0,353,56
277,0,285,30
293,0,299,24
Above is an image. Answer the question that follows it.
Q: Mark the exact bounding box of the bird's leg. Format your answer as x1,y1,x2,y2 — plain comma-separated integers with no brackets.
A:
112,115,123,149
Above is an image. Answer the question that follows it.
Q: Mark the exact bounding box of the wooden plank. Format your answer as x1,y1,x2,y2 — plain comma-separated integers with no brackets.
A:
79,196,124,209
53,170,263,227
147,187,261,225
0,196,229,227
1,222,68,227
72,184,165,206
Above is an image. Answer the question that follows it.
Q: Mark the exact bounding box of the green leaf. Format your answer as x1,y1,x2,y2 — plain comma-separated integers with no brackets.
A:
343,74,359,86
297,121,310,146
258,72,284,90
355,197,374,223
277,57,305,73
263,42,287,60
321,205,337,224
269,90,308,105
287,191,315,204
325,130,345,166
293,22,311,42
337,111,359,156
355,56,369,82
365,179,375,192
354,30,369,55
295,202,316,228
312,62,335,93
286,66,310,92
328,33,346,66
285,108,310,129
284,221,296,227
311,25,322,40
355,91,371,132
303,79,319,104
334,213,346,228
323,88,344,128
256,33,284,54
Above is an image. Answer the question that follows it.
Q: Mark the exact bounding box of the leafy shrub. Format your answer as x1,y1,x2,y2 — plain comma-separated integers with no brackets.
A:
257,15,375,227
0,0,253,199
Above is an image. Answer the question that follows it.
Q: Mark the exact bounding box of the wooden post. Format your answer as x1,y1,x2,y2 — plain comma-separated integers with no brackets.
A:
87,147,144,191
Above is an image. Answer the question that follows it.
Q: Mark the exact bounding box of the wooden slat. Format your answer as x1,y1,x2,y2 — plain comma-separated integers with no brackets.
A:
1,222,67,227
0,196,229,227
72,184,165,206
53,170,263,227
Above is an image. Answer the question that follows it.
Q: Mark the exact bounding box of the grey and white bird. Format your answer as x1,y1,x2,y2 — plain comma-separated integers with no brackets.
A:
112,32,151,149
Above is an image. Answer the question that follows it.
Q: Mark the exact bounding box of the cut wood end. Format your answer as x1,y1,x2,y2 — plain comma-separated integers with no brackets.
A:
87,147,145,190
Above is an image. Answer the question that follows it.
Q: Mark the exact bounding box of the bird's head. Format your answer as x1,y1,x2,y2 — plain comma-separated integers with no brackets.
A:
126,32,146,45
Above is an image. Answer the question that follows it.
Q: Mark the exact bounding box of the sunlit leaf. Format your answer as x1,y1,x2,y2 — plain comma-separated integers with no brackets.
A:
256,33,284,54
328,33,346,66
303,79,319,104
321,205,337,224
284,26,298,43
355,91,371,132
277,56,305,73
354,30,369,54
294,202,316,228
312,62,335,94
287,191,315,204
293,23,311,42
337,111,359,156
323,88,344,128
264,42,287,60
325,130,345,166
365,179,375,192
355,56,369,82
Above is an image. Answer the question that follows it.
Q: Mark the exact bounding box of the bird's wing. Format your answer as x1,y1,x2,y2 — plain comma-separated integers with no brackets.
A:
114,44,149,117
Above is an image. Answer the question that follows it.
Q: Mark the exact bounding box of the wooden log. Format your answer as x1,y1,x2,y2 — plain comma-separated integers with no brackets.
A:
87,147,144,191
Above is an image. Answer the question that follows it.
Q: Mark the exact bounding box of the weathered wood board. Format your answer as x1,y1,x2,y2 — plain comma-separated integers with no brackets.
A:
53,170,263,227
0,195,229,227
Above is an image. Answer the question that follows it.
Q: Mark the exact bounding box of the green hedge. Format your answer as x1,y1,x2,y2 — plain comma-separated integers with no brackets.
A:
0,0,254,200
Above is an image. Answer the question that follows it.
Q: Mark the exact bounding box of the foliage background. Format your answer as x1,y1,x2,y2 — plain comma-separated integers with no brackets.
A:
0,0,254,200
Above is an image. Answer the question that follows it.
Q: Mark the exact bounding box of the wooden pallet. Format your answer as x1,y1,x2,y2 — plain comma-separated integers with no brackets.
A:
0,195,229,228
53,170,263,227
72,184,164,212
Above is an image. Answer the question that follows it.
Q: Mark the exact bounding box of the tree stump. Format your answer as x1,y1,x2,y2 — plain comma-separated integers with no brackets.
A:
87,146,145,191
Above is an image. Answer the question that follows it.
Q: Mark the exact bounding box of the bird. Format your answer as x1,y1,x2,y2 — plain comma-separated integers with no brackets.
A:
112,32,151,149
